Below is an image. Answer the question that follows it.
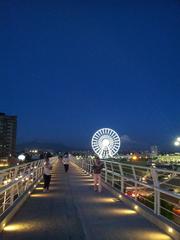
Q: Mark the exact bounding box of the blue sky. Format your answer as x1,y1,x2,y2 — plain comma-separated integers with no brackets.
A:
0,0,180,151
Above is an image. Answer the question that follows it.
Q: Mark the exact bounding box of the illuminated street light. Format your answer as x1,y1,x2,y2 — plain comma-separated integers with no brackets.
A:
18,154,26,161
174,141,180,146
174,137,180,147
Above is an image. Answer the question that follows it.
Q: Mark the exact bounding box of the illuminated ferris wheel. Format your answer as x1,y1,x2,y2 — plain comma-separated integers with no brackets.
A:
91,128,120,159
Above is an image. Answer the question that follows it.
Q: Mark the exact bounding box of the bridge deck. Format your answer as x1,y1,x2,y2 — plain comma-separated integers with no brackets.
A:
2,161,171,240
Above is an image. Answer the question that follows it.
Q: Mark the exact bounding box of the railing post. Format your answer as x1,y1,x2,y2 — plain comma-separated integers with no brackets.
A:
119,164,124,193
13,167,18,181
10,186,14,206
111,162,114,187
132,166,137,200
86,158,88,171
89,159,93,174
3,190,7,213
82,159,84,169
104,161,108,183
88,158,90,173
151,168,160,215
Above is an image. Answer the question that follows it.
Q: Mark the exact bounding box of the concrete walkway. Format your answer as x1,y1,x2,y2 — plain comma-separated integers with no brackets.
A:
2,161,172,240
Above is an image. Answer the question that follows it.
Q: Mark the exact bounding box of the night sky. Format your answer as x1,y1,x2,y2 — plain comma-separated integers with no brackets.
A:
0,0,180,151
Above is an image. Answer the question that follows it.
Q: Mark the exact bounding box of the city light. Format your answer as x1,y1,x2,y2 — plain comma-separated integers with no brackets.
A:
18,154,26,161
174,137,180,146
132,155,138,160
29,149,38,153
0,163,9,167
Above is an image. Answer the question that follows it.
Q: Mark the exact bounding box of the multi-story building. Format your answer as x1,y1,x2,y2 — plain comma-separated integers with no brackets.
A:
0,113,17,165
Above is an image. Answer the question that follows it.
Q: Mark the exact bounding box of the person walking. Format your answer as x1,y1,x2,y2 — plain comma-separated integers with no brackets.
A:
62,152,70,172
92,157,104,192
43,157,52,192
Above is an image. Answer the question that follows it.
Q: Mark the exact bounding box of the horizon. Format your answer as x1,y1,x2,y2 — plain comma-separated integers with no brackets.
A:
16,137,179,153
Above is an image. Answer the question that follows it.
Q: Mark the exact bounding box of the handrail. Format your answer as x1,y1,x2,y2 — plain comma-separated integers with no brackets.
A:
103,160,180,174
73,157,180,226
0,157,58,217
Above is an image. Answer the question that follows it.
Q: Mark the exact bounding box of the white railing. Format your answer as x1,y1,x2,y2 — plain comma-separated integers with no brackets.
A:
73,157,180,226
0,157,57,217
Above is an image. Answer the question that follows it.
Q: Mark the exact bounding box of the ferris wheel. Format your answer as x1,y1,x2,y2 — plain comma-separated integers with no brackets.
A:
91,128,120,159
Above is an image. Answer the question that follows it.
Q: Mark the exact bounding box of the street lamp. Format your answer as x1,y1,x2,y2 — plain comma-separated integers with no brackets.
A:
174,137,180,147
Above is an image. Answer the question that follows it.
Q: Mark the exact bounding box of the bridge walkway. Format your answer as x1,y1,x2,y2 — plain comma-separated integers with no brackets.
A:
1,161,172,240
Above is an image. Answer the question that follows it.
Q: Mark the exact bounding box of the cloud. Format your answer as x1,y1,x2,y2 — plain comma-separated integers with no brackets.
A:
120,135,133,143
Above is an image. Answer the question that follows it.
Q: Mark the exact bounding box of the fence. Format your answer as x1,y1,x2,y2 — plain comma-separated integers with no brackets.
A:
73,157,180,226
0,157,57,218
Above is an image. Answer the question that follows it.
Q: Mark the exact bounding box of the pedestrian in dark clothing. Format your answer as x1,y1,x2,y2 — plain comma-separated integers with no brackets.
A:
62,152,70,172
92,157,104,192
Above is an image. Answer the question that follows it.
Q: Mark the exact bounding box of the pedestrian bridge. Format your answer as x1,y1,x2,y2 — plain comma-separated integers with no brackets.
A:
0,157,179,240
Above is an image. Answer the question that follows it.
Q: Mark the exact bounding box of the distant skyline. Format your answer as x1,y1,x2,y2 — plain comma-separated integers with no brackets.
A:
0,0,180,152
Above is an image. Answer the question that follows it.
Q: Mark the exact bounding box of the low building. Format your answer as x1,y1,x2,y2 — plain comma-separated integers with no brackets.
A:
157,153,180,163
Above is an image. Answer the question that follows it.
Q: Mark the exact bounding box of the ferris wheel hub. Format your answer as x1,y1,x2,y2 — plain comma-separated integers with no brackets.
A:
102,139,110,147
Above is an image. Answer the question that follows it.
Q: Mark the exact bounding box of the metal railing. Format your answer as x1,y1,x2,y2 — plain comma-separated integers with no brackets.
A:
0,157,57,217
73,157,180,226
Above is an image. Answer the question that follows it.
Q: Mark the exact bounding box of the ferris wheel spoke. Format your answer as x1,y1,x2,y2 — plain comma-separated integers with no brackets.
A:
96,132,101,137
101,129,105,135
114,142,120,146
107,129,111,135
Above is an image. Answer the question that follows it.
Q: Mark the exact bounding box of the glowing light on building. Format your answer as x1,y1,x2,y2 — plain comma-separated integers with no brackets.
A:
91,128,120,159
18,154,26,161
132,155,138,160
